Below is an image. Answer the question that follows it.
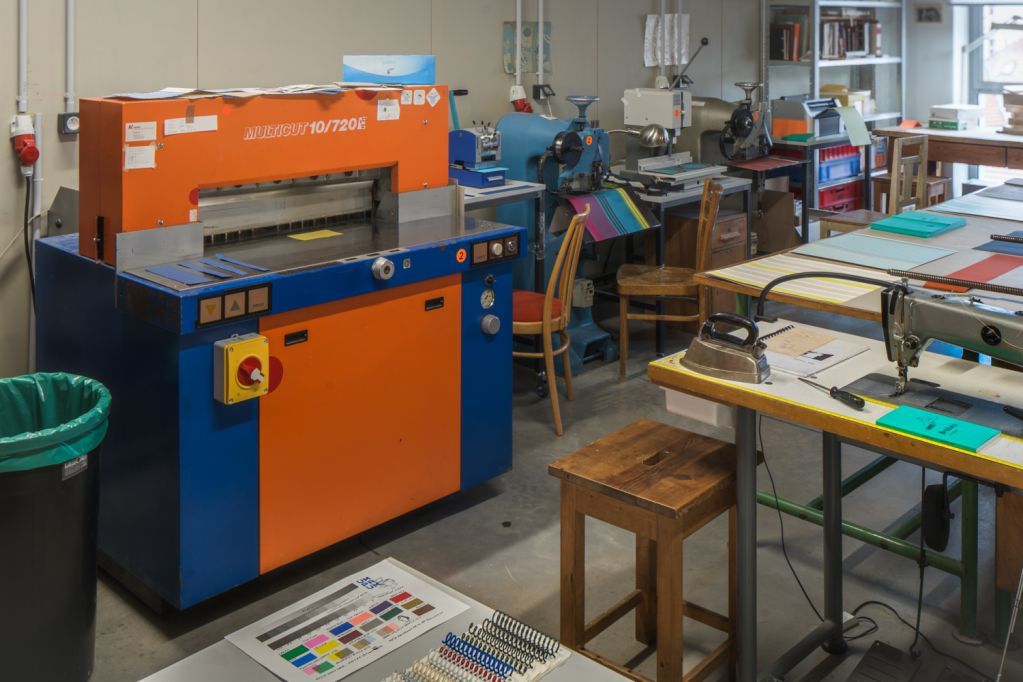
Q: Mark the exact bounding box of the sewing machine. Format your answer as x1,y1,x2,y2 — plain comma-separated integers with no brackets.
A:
678,82,772,164
35,84,526,609
496,95,617,373
449,124,506,188
882,286,1023,394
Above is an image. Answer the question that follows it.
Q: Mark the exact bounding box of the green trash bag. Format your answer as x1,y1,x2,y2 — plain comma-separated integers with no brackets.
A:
0,372,111,473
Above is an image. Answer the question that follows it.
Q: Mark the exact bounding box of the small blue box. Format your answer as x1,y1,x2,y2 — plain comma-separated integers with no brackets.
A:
342,55,436,85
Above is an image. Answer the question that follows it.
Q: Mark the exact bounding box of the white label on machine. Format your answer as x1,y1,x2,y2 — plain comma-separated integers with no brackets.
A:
413,89,426,106
377,98,400,121
124,144,156,170
125,121,156,142
400,90,413,105
426,87,440,107
164,115,218,136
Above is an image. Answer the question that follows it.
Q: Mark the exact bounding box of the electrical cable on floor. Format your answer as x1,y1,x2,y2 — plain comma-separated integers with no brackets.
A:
23,176,35,304
758,417,823,622
851,600,994,681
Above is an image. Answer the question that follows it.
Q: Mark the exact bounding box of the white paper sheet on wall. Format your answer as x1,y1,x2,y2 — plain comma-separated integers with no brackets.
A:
644,13,690,68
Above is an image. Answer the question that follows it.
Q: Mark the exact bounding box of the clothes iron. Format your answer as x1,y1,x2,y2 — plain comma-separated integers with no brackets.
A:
682,313,771,383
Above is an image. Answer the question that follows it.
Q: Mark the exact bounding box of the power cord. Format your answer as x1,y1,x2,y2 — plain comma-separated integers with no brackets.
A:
23,176,35,304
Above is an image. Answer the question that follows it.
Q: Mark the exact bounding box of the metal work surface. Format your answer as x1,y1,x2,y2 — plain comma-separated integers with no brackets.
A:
140,561,627,682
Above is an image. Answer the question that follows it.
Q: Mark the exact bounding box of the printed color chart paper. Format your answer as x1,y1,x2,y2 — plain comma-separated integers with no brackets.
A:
227,559,468,681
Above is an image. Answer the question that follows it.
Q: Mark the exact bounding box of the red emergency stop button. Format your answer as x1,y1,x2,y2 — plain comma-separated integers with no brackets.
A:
237,356,265,387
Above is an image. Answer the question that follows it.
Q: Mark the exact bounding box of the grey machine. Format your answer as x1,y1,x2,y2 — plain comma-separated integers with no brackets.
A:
678,81,773,165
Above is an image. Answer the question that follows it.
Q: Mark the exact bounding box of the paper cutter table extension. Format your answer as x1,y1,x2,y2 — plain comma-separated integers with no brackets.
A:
34,84,526,609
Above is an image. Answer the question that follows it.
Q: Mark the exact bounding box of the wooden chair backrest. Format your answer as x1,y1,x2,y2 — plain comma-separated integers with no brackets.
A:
889,134,929,215
545,205,590,329
694,180,725,273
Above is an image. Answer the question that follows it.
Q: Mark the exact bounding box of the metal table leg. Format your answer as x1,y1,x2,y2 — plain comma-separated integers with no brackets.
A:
956,480,981,643
802,147,814,244
863,141,873,210
735,407,759,682
822,432,848,654
655,205,666,357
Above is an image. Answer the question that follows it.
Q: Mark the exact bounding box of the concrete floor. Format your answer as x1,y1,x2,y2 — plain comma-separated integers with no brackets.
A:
93,306,1021,682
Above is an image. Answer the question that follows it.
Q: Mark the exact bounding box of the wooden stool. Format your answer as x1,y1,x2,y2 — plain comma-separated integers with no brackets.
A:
819,208,888,237
549,419,738,682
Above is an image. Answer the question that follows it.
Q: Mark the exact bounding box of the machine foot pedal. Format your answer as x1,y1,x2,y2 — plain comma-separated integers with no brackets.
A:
845,641,919,681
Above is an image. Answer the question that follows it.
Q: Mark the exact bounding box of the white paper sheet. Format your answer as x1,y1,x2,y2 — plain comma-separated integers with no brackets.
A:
644,13,690,68
226,559,468,681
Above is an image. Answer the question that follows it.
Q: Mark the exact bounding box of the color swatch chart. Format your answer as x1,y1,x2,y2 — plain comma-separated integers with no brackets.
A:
228,560,468,682
381,610,569,682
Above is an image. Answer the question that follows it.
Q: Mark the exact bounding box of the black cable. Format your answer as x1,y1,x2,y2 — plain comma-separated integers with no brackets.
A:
754,271,903,321
23,176,35,304
758,417,824,622
852,600,994,681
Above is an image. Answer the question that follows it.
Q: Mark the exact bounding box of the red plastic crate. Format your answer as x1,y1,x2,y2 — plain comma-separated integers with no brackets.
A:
819,179,864,211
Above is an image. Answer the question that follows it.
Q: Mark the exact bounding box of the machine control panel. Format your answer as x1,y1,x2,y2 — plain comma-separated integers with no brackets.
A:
470,234,520,267
213,333,270,404
198,284,271,326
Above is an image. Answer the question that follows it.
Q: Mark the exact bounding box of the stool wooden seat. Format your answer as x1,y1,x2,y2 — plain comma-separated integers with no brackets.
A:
819,208,888,237
549,419,739,682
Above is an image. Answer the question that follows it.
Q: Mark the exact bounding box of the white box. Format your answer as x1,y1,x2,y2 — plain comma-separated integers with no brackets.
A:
623,88,692,131
663,388,735,429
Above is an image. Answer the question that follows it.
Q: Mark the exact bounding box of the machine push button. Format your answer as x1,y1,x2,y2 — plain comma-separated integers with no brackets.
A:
237,356,265,387
224,292,246,319
199,296,223,324
247,287,269,314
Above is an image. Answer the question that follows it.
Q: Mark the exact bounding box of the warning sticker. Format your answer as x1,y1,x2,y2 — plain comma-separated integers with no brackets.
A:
124,144,156,170
125,121,156,142
426,88,441,108
377,99,400,121
400,90,413,105
413,90,427,106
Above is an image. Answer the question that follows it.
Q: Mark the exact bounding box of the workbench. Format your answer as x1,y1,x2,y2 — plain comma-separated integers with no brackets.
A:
876,125,1023,170
648,320,1023,682
141,560,628,682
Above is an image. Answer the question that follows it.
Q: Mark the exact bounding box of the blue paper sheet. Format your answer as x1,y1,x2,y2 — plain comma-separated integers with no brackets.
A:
146,265,213,285
214,253,269,272
199,257,246,275
977,230,1023,257
794,233,955,271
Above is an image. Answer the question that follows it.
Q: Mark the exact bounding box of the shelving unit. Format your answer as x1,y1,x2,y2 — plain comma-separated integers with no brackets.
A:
760,0,906,217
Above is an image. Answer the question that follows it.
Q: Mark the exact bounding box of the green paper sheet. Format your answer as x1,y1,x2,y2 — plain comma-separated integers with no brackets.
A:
876,405,1000,452
837,106,870,147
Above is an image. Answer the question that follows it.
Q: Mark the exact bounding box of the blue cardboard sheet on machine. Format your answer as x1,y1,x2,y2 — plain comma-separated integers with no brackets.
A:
342,55,436,84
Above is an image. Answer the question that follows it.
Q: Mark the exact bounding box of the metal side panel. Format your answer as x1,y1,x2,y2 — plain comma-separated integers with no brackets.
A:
459,263,514,489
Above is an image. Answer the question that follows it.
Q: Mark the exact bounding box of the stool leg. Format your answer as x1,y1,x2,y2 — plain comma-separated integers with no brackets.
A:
619,294,629,382
636,536,657,646
561,482,586,649
655,520,684,682
728,507,738,682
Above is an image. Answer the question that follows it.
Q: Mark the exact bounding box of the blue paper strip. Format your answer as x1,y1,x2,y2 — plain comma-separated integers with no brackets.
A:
199,257,246,275
146,265,213,285
178,261,232,279
977,230,1023,257
215,253,269,272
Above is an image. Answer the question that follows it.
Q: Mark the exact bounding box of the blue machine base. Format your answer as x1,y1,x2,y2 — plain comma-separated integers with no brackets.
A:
562,307,618,376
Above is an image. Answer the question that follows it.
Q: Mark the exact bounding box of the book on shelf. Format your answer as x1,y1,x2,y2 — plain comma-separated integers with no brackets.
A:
770,7,810,61
820,17,882,61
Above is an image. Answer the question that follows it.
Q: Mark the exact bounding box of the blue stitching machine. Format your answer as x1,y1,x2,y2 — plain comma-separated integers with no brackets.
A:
496,95,616,375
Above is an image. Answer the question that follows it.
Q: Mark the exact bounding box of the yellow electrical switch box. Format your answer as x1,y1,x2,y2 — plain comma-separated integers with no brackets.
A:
213,333,270,404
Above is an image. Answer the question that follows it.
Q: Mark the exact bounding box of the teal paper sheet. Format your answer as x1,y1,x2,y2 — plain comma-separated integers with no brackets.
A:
794,233,955,271
870,211,966,238
876,405,1000,452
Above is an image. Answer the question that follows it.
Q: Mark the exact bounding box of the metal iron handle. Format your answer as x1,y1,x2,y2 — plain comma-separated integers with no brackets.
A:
701,312,760,349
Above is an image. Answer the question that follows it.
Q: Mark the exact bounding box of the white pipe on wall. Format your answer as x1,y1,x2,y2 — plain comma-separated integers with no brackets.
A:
18,0,28,113
537,0,544,85
659,0,666,78
515,0,522,86
65,0,75,112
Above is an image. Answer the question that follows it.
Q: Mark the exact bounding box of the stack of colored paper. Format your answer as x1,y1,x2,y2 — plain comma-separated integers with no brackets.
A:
870,211,966,238
876,405,1000,452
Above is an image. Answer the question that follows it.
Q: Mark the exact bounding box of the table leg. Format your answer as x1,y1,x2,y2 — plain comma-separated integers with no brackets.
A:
802,148,813,244
957,480,981,643
655,204,666,357
863,141,873,210
743,188,753,260
735,407,758,682
822,432,847,655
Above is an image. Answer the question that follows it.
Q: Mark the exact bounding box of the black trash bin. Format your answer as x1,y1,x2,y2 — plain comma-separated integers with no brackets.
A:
0,373,111,682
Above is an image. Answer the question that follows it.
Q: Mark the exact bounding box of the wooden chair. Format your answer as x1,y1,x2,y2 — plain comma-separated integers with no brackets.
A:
871,134,951,215
617,179,723,381
549,419,739,682
512,205,590,436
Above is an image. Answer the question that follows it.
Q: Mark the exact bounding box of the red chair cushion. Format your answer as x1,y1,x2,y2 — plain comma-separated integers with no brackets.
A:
513,290,562,323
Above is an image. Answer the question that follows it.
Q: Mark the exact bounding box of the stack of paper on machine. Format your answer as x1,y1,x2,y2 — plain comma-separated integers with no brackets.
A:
794,233,955,271
760,326,869,377
706,253,895,304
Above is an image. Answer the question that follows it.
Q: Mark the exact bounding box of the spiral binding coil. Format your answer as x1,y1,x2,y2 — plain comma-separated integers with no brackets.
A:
442,632,514,679
487,611,560,661
462,623,532,675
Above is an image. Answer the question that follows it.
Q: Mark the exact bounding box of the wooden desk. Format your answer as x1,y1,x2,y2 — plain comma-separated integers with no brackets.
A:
876,126,1023,170
647,321,1023,682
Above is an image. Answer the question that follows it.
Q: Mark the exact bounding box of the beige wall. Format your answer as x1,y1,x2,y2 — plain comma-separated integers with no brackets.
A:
0,0,758,378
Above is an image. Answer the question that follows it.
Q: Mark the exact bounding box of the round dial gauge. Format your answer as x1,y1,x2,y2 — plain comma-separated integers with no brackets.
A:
490,241,504,258
480,288,495,309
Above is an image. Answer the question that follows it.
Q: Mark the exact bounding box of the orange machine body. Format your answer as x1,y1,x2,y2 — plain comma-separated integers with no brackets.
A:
78,86,449,264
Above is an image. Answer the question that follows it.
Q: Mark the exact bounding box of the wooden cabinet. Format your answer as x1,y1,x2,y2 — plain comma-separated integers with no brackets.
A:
646,209,749,319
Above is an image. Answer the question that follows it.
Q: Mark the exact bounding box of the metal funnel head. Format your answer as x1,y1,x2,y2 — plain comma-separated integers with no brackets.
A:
638,124,670,148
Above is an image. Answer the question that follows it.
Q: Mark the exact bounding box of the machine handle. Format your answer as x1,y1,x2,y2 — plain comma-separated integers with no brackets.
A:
701,313,760,349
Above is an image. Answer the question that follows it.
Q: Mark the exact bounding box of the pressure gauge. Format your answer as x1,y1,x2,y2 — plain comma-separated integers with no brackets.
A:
480,288,495,309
